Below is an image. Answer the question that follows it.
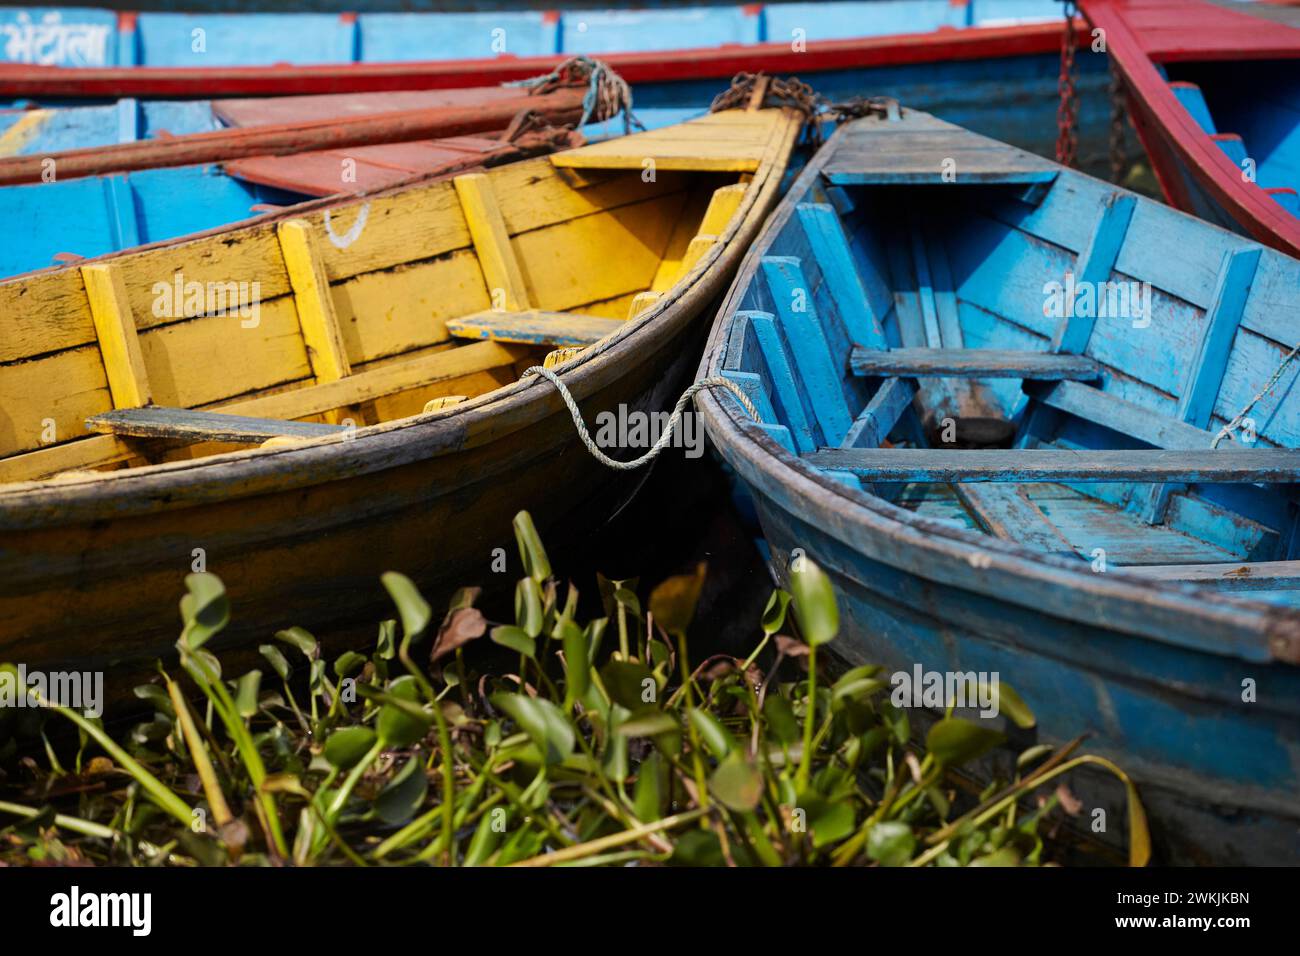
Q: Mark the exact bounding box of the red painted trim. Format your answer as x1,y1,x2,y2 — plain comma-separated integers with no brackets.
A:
1082,0,1300,257
0,21,1076,99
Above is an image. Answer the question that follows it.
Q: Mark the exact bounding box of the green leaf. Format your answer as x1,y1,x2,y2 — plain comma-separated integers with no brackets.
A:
381,572,432,640
490,625,536,660
761,589,792,636
512,511,551,583
259,644,290,681
789,559,838,646
463,809,506,867
515,579,544,638
969,846,1021,867
490,693,574,766
709,752,763,812
994,681,1036,730
600,659,657,713
275,626,318,659
688,708,733,759
560,619,590,704
374,756,428,826
616,712,679,738
669,829,724,866
375,620,397,660
633,752,664,822
648,563,706,636
926,717,1004,768
178,573,229,650
323,726,377,770
866,821,916,866
376,676,433,748
235,671,261,719
333,651,367,679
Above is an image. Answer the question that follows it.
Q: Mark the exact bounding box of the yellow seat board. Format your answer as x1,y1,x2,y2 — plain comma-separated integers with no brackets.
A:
551,109,790,172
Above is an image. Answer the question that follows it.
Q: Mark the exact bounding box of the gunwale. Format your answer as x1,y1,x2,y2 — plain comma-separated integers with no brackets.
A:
0,107,805,527
1080,0,1300,257
695,119,1300,668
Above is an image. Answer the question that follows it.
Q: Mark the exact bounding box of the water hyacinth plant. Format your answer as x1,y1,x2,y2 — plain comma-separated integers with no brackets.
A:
0,511,1148,867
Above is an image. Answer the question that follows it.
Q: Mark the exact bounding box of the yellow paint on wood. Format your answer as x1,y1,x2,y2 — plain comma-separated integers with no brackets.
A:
278,219,354,425
454,173,531,311
679,235,718,276
422,395,467,413
627,292,662,319
699,183,748,236
650,186,716,292
278,220,351,382
260,436,311,450
0,110,50,157
81,264,153,410
551,110,786,172
543,347,585,369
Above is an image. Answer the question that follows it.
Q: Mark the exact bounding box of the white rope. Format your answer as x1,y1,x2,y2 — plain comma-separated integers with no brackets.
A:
523,365,762,470
1211,341,1300,448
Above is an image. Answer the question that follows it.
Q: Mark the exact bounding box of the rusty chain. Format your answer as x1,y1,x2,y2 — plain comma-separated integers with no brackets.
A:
1056,0,1080,168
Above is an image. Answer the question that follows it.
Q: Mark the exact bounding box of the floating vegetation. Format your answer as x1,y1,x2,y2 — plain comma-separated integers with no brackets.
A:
0,512,1147,867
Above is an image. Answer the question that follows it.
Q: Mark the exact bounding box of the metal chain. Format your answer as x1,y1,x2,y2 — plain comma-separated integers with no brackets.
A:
522,366,762,471
1108,62,1128,184
1056,0,1080,167
510,55,644,134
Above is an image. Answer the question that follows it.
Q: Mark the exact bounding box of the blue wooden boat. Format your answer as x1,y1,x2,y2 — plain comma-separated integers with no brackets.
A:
696,105,1300,864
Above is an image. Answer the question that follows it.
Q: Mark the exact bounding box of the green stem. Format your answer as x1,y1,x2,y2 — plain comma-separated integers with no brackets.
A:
796,643,818,790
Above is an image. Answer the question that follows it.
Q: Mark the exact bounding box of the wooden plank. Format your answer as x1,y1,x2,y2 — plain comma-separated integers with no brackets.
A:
719,370,778,424
745,309,818,454
1120,560,1300,592
795,203,887,349
1053,193,1137,354
445,309,622,347
699,183,748,235
761,256,853,444
851,348,1103,379
678,235,718,278
454,173,531,312
806,447,1300,483
86,407,345,444
1030,380,1215,450
954,484,1077,555
277,219,351,384
80,263,152,409
1138,246,1262,523
842,377,918,449
627,291,662,319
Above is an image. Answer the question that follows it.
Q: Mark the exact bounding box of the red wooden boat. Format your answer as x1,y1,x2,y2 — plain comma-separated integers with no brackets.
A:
1081,0,1300,256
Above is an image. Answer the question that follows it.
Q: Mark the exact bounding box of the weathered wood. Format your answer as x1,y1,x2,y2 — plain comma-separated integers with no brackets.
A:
81,263,152,410
1120,560,1300,591
842,377,918,449
807,447,1300,483
446,310,623,347
86,407,345,444
454,173,531,312
954,484,1077,554
0,88,588,186
795,203,888,349
851,348,1102,379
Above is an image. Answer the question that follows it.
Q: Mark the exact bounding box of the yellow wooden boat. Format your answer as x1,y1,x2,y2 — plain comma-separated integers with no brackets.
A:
0,104,802,677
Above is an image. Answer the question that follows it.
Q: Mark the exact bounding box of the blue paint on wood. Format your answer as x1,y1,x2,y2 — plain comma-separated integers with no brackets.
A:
743,309,819,455
796,202,887,348
842,376,918,449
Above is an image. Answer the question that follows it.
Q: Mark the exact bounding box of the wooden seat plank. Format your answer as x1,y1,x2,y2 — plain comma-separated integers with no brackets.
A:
1120,560,1300,592
806,447,1300,483
86,407,345,444
851,348,1102,380
446,309,623,347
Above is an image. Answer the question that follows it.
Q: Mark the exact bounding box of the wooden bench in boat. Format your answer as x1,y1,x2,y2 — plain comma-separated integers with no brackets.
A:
850,348,1102,380
806,447,1300,483
86,407,347,445
445,309,623,347
1120,560,1300,592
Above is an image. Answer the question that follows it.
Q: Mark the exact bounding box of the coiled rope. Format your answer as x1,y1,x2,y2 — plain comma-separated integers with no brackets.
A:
1212,341,1300,448
522,366,762,470
510,55,643,134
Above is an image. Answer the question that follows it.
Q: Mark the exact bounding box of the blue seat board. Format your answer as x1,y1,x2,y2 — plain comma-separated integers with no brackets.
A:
1170,82,1218,135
